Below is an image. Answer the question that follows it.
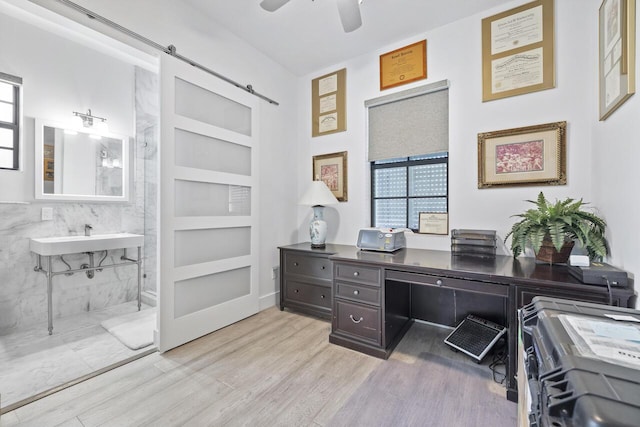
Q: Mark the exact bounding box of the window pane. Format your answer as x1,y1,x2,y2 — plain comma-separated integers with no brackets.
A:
0,102,13,123
175,128,251,175
175,77,251,136
0,82,13,103
0,128,13,148
374,157,407,165
174,267,250,318
374,199,407,228
174,227,250,267
409,163,447,197
374,167,406,197
175,180,250,217
408,197,447,229
0,149,13,168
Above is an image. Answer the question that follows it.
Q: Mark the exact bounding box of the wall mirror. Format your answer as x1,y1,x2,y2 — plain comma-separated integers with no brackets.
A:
35,119,130,202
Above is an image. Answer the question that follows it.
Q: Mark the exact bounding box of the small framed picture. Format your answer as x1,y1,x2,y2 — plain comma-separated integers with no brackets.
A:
418,212,449,235
312,151,348,201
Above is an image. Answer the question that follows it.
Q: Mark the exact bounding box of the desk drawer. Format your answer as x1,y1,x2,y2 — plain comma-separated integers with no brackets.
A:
286,280,331,309
335,282,380,305
334,263,381,286
334,300,380,344
284,252,332,280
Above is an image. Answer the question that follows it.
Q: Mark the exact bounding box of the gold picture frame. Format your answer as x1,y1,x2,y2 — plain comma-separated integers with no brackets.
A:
311,68,346,137
478,121,566,188
481,0,555,102
599,0,636,120
312,151,348,202
379,40,427,90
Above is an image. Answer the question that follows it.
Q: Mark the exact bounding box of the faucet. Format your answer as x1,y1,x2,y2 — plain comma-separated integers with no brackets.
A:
85,224,93,237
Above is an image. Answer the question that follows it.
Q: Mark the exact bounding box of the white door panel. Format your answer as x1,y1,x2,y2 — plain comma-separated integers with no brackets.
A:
157,54,259,352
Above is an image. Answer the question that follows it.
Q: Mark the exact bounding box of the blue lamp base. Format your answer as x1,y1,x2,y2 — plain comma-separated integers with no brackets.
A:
310,205,327,248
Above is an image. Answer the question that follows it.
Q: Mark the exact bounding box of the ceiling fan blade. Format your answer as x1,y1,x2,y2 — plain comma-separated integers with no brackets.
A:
260,0,291,12
336,0,362,32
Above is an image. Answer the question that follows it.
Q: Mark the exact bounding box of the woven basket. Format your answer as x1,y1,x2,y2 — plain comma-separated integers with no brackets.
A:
535,238,575,264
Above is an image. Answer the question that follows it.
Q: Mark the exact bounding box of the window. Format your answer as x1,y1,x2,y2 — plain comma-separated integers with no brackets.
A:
366,79,449,231
371,152,448,230
0,73,21,170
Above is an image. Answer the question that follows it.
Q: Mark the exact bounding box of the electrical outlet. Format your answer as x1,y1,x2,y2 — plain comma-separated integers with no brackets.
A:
41,207,53,221
271,266,279,280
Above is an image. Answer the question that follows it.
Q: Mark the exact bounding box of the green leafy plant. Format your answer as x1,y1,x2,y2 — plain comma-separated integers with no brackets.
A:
505,192,609,260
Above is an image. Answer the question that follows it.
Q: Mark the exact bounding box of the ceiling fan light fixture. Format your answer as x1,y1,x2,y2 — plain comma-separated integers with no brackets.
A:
259,0,290,12
337,0,362,33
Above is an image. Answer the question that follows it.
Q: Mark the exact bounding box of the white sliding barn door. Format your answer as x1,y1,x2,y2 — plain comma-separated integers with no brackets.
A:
157,55,260,352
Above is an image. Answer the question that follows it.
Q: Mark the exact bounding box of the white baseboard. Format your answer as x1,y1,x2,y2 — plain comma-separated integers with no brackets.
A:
259,291,279,311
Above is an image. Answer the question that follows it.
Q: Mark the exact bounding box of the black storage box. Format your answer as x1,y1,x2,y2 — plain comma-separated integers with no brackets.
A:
520,297,640,427
567,261,630,287
450,229,496,257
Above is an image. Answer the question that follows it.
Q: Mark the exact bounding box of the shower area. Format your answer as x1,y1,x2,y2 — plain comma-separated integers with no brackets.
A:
0,3,160,413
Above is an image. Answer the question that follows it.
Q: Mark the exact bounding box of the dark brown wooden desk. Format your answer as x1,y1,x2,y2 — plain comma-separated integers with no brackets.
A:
325,247,636,402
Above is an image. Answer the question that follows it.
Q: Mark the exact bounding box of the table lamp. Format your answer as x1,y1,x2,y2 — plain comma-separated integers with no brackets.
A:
299,180,339,248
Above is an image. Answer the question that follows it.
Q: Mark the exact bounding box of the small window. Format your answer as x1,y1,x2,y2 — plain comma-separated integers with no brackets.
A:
0,73,22,171
371,152,448,231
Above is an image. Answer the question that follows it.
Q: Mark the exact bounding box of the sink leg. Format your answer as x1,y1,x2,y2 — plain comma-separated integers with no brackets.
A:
137,246,142,311
46,256,53,335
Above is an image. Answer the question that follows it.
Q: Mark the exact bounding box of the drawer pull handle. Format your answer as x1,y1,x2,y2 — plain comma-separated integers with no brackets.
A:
349,315,363,324
293,262,298,266
320,294,325,299
294,289,299,293
353,271,359,277
321,266,326,270
353,290,360,295
436,279,443,286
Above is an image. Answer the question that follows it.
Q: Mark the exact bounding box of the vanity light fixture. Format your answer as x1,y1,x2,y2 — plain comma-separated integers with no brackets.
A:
72,109,108,132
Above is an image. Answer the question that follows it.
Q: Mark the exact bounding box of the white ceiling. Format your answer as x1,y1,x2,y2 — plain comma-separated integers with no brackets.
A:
182,0,514,76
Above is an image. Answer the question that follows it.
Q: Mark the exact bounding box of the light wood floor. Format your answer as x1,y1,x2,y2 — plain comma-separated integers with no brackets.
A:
0,307,516,426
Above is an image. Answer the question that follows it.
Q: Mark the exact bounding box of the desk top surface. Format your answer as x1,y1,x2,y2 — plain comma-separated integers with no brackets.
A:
279,243,633,292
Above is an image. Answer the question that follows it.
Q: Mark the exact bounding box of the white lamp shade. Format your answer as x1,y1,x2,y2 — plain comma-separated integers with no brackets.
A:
299,181,339,206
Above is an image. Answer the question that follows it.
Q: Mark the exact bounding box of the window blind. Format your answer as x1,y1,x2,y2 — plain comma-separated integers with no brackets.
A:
366,80,449,162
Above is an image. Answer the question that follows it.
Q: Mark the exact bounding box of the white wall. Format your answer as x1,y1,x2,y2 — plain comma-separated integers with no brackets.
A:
0,4,134,202
296,0,633,270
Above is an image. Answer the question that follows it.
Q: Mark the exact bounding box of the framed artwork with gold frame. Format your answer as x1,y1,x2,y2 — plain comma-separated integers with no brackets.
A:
478,121,566,188
312,151,348,202
599,0,636,120
481,0,555,101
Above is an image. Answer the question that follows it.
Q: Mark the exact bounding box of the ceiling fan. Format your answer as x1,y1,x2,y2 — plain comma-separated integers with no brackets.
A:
260,0,363,33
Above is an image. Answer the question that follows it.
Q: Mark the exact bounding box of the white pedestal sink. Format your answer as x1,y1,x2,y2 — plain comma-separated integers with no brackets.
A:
30,233,144,256
30,233,144,335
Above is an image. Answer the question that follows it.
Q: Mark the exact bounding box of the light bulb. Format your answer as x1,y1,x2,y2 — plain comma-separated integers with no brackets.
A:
94,120,108,133
72,115,83,129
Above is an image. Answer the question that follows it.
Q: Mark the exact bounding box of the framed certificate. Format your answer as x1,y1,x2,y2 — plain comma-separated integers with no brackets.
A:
481,0,555,101
599,0,636,120
418,212,448,235
379,40,427,90
311,68,346,137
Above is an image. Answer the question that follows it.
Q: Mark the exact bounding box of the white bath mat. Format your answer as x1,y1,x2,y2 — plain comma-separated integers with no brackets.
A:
101,309,156,350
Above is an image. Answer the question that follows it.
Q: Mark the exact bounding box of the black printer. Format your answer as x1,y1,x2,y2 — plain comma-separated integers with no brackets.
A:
519,297,640,427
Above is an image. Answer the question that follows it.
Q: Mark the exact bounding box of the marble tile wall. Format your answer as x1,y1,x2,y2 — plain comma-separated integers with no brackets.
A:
0,67,159,333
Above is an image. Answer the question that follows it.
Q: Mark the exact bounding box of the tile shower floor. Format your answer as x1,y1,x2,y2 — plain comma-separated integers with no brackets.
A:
0,301,156,412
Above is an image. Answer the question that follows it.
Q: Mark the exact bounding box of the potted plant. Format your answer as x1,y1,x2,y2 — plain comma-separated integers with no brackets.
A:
505,192,609,263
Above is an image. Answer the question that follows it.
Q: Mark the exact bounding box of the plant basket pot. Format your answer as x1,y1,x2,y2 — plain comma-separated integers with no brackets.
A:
535,239,575,264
